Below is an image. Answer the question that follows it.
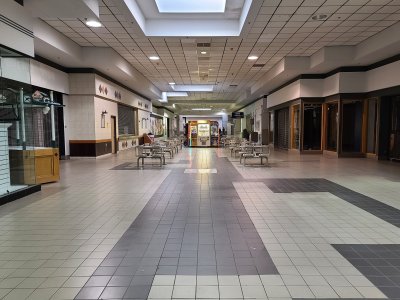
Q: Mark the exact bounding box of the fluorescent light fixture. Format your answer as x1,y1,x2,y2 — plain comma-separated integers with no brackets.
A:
248,55,258,60
155,0,226,13
169,82,175,85
173,85,214,92
200,51,207,54
85,19,102,27
192,108,212,111
149,56,160,60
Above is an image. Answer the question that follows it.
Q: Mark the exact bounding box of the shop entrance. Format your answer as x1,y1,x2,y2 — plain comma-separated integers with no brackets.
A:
325,102,338,151
291,105,300,150
111,115,117,154
303,104,322,151
341,100,363,153
390,98,400,160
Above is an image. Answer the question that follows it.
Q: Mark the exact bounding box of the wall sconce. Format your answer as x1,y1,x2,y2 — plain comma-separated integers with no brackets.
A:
101,110,108,128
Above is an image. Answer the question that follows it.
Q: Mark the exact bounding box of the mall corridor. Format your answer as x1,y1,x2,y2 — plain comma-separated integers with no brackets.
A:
0,148,399,299
3,0,400,299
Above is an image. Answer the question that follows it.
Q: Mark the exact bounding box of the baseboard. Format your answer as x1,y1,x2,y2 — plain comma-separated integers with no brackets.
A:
0,185,41,206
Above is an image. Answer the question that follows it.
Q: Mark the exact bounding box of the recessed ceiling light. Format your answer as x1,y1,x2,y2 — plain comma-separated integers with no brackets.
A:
311,14,328,21
149,56,160,60
248,55,258,60
85,19,102,27
169,82,175,85
200,51,207,54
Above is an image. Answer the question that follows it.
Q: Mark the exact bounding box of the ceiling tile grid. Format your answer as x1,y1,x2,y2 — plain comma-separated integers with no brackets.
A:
41,0,400,111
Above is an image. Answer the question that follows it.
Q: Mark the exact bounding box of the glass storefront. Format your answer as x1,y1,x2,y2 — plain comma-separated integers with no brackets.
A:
0,46,61,198
303,104,322,151
342,100,363,153
326,102,338,151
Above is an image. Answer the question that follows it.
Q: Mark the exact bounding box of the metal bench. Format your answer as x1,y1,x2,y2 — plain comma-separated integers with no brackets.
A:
137,145,165,167
242,145,270,166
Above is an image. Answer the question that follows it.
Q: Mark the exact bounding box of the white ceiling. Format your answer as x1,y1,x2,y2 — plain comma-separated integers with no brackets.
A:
38,0,400,113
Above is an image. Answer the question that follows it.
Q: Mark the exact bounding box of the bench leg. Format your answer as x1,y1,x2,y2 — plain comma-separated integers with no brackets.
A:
137,157,140,167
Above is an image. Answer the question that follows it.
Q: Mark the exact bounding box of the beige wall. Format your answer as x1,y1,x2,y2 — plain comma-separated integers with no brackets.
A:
94,97,118,140
67,95,95,140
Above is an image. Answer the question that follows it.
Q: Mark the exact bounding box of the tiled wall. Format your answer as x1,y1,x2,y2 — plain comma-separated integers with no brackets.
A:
0,124,12,195
67,95,96,140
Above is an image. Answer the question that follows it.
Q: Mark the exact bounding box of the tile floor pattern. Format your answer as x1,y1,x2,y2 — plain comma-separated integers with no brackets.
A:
263,178,400,228
333,244,400,300
0,148,400,299
76,149,278,299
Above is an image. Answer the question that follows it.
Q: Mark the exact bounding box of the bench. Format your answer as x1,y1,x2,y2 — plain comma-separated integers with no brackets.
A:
136,146,165,167
242,145,270,166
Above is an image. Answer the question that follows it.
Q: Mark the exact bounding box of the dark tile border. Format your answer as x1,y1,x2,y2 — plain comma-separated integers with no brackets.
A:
0,185,41,206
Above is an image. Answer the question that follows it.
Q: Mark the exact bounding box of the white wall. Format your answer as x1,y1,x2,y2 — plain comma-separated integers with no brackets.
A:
94,75,152,113
138,109,151,136
69,73,96,95
267,81,301,108
366,60,400,92
0,1,34,56
67,95,95,140
30,60,69,94
267,59,400,109
1,57,31,84
94,97,118,140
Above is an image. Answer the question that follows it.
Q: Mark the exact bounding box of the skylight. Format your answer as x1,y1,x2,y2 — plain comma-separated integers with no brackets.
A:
155,0,226,13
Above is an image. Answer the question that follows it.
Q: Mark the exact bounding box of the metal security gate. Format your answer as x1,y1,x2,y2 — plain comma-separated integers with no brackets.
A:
390,98,400,160
275,108,289,149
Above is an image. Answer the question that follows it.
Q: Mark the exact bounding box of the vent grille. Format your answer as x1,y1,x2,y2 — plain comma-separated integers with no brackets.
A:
197,43,211,47
252,64,265,68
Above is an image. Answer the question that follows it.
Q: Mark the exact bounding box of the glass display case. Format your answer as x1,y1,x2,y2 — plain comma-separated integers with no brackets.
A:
0,46,61,199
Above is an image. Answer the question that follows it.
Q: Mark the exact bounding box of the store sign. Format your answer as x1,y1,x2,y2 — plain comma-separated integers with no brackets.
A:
232,112,244,119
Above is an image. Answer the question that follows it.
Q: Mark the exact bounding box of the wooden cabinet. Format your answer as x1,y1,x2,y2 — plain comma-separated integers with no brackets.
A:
9,148,60,185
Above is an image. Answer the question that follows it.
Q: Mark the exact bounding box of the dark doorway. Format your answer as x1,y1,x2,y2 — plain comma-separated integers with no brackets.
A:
303,104,322,150
390,97,400,160
111,116,117,154
326,103,338,151
342,101,363,153
167,118,170,138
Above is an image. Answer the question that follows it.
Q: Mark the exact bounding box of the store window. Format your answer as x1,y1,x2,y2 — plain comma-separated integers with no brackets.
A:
303,104,322,151
326,102,338,151
118,104,137,135
367,98,378,154
1,46,61,198
291,105,300,149
275,108,289,150
342,100,363,153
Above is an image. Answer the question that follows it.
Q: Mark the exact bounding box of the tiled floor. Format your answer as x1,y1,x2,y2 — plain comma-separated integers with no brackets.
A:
0,147,400,299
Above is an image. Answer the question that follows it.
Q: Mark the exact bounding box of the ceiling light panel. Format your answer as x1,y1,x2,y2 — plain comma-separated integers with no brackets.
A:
155,0,226,13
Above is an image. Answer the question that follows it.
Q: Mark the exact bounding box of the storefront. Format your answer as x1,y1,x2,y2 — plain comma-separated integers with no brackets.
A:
378,95,400,161
187,120,219,147
0,46,62,202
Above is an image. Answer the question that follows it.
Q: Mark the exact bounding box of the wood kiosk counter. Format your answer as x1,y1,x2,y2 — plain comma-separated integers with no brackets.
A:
9,147,60,185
